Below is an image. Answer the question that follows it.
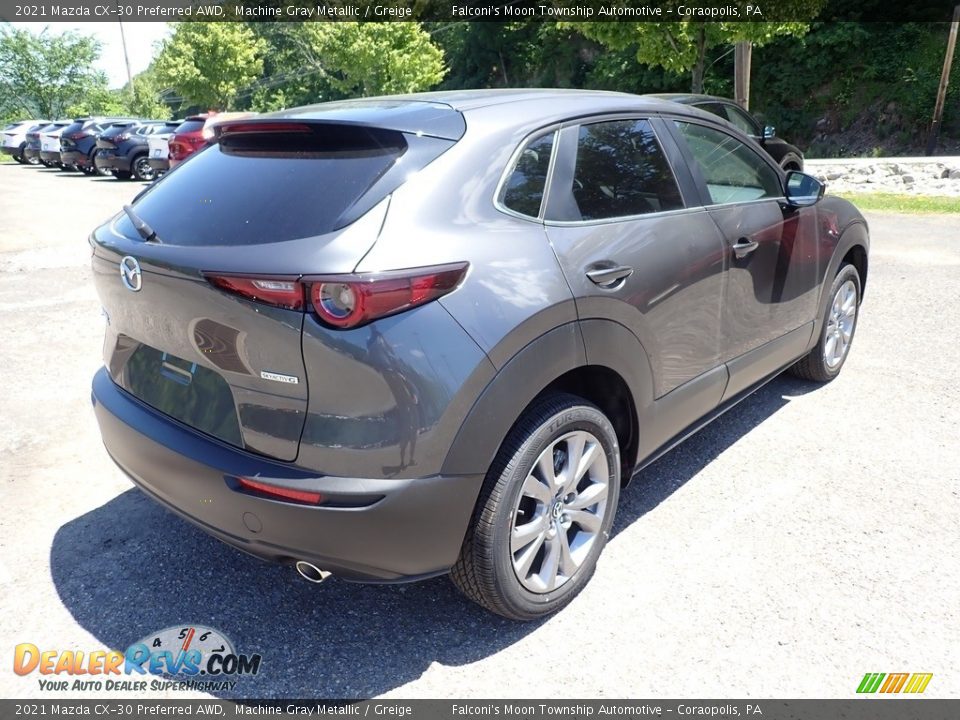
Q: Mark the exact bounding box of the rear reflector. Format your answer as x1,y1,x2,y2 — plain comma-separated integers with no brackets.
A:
207,275,305,311
238,477,323,505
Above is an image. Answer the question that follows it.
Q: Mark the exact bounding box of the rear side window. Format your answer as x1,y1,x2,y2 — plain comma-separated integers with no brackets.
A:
120,124,424,246
675,121,781,205
722,105,761,136
501,132,555,218
568,119,683,221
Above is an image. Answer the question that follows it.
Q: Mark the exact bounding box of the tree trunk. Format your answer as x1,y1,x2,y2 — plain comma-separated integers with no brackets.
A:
691,26,707,93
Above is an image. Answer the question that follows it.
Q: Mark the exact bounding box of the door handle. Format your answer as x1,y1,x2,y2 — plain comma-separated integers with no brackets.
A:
586,264,634,288
732,238,759,259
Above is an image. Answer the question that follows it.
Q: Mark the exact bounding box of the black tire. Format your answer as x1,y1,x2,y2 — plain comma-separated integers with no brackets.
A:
780,154,803,172
790,263,861,382
451,392,621,620
113,170,132,180
131,154,155,181
15,143,28,164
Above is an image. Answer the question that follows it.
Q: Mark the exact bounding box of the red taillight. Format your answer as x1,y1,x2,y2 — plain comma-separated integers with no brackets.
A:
238,477,323,505
69,132,86,140
308,263,469,329
114,133,130,143
206,263,468,328
206,275,305,310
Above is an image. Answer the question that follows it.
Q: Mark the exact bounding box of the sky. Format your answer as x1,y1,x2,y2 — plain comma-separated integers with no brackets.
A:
11,22,171,88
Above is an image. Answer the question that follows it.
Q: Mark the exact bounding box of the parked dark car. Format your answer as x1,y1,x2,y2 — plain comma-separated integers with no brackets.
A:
94,120,180,181
167,114,212,169
60,117,134,175
90,90,867,620
21,124,51,164
648,93,804,170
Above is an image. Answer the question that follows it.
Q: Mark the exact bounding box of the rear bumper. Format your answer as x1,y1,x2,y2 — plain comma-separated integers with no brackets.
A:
39,150,61,164
23,146,39,160
0,145,17,156
91,367,482,582
95,149,130,172
60,150,87,167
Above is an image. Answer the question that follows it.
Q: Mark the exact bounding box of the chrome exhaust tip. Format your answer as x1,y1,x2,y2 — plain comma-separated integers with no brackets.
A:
295,560,332,584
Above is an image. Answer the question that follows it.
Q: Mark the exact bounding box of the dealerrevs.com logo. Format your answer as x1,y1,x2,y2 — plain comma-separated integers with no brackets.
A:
14,625,262,693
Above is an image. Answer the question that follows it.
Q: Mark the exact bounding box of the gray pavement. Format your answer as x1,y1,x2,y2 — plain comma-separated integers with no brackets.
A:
0,162,958,699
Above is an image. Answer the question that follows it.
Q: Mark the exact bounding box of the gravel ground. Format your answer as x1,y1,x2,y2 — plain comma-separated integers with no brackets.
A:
1,162,958,700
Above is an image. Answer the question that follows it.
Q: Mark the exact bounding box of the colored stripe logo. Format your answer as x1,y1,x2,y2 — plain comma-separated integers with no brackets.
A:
857,672,933,694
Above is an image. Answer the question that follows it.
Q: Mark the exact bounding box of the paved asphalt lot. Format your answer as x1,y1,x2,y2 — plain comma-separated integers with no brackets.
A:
0,161,958,700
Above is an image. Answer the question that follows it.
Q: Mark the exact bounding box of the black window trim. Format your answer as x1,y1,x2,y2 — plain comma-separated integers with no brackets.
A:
661,114,787,211
542,113,698,227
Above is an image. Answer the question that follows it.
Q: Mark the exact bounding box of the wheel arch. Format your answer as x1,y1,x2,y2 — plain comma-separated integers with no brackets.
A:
440,319,653,486
812,219,869,345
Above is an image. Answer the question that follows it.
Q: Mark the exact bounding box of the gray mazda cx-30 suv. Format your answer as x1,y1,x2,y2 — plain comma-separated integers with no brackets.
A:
90,90,868,620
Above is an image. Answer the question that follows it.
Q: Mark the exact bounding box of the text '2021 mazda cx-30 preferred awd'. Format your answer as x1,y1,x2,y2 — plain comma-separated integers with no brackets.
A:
90,90,868,620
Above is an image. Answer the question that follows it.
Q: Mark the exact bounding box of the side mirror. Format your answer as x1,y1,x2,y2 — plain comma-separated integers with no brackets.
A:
763,125,776,140
784,171,824,208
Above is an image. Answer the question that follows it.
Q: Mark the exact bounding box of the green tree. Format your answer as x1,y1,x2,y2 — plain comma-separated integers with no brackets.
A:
247,22,445,110
431,22,598,89
154,22,266,110
568,11,821,93
0,26,108,118
126,65,173,120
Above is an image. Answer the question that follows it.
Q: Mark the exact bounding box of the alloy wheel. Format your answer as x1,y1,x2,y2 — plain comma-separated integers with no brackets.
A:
134,156,156,181
823,279,857,368
510,430,610,593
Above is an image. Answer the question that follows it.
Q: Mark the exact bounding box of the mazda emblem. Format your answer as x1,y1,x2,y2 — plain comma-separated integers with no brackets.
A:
120,256,142,292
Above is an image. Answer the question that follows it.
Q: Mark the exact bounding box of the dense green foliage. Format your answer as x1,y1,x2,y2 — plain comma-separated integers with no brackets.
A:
0,26,110,120
244,23,445,111
568,19,816,93
154,23,266,110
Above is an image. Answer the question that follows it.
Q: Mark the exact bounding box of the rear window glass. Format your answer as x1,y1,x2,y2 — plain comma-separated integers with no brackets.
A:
174,120,205,134
101,124,133,136
120,124,409,246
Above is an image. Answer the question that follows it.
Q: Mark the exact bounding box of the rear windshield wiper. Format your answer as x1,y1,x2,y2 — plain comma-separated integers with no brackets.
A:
123,204,162,243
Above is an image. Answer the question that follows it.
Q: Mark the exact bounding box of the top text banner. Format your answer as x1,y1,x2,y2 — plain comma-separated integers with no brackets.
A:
1,0,957,23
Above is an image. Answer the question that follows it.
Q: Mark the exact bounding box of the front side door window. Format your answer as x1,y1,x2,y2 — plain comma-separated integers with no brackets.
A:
675,121,781,206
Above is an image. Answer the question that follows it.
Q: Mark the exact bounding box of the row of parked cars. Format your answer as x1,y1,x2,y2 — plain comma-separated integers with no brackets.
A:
1,115,214,180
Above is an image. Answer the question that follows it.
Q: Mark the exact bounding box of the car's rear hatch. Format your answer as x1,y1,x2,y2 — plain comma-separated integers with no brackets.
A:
168,117,207,161
59,121,86,151
96,123,134,150
91,108,464,462
40,124,68,151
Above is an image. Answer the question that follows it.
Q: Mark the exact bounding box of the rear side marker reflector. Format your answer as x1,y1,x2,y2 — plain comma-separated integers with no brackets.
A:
238,477,323,505
207,275,305,310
